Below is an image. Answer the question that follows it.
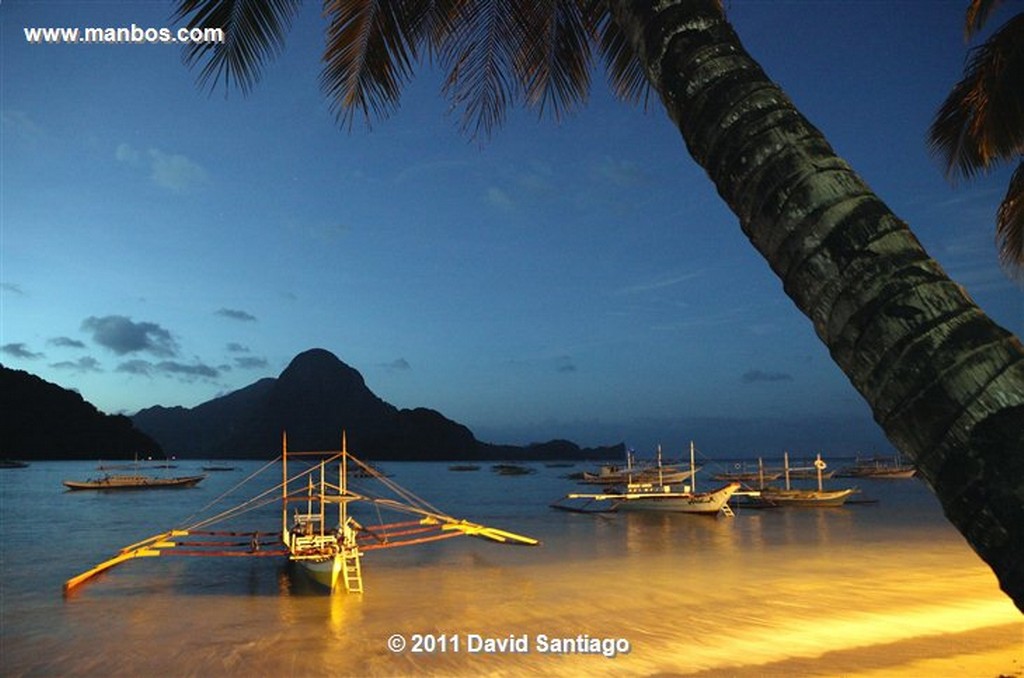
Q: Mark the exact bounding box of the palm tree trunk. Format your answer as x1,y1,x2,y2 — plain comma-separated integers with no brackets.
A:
609,0,1024,611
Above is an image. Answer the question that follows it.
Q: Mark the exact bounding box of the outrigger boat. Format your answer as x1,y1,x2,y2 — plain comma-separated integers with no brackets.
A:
62,474,205,490
744,453,857,508
580,446,698,486
553,442,740,515
836,454,916,479
64,432,538,596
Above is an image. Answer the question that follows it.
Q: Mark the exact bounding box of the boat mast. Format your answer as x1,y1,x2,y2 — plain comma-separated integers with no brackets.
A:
816,452,824,492
282,431,288,540
657,445,664,486
784,451,791,490
340,432,348,530
689,441,696,493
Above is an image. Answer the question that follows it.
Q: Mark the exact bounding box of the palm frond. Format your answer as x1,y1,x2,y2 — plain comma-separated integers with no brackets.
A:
928,13,1024,180
514,0,593,120
588,0,650,106
435,0,523,139
997,159,1024,277
320,0,437,128
965,0,1004,38
173,0,304,94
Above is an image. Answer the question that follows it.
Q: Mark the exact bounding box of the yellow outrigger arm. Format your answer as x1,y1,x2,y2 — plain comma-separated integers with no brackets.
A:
434,518,539,546
64,530,188,594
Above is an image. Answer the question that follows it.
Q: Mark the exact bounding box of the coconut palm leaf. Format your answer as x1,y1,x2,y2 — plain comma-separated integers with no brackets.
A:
965,0,1005,37
174,0,304,94
589,0,650,106
514,0,593,120
997,160,1024,274
320,0,436,127
928,12,1024,179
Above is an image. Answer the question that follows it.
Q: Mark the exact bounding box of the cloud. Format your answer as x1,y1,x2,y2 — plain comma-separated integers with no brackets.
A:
485,186,514,210
156,361,219,378
234,356,268,369
51,356,102,372
148,149,209,191
1,282,26,296
216,308,258,322
116,143,208,192
2,110,45,144
2,343,42,359
116,360,153,376
382,358,411,371
81,315,178,357
226,342,250,353
616,271,704,295
741,369,793,384
49,336,86,349
115,359,220,380
591,156,646,187
555,355,577,373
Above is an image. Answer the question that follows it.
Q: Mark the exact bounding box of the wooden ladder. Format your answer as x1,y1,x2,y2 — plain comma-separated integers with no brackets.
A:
342,550,363,593
720,503,735,518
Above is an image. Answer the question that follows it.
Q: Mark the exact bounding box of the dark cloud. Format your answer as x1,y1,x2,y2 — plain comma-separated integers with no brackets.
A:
216,308,257,322
116,360,153,376
555,355,577,373
115,359,219,380
51,356,102,372
2,343,42,359
156,361,219,378
226,342,250,353
1,283,26,296
741,369,793,384
382,358,411,371
49,336,86,349
82,315,177,357
234,356,268,369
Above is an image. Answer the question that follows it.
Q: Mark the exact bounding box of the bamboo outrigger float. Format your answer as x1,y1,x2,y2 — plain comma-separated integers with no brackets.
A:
64,432,538,596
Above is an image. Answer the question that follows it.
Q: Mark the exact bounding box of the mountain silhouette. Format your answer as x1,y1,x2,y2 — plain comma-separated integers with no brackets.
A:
133,348,623,461
1,364,161,460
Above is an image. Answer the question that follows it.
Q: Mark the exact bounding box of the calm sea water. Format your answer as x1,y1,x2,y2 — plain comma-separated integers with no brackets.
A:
1,459,1020,677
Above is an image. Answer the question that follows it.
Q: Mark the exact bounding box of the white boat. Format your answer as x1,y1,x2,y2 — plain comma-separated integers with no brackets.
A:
64,432,538,596
580,447,698,485
555,442,739,515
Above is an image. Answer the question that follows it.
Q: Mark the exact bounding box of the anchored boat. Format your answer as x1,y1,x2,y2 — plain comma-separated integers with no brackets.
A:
62,474,205,490
745,452,857,507
553,442,740,515
64,432,538,596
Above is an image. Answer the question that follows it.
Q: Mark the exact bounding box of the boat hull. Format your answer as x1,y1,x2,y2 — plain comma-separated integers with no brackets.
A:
752,488,856,507
612,483,741,514
292,556,343,590
62,475,205,490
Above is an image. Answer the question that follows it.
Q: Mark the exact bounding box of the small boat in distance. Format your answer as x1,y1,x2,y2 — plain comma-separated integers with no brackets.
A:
711,458,781,483
0,459,29,468
63,474,205,491
202,465,237,472
836,455,916,479
448,464,481,471
580,447,698,485
492,463,535,476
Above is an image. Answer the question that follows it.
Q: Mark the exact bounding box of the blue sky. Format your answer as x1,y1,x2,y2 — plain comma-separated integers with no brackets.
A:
2,1,1020,457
